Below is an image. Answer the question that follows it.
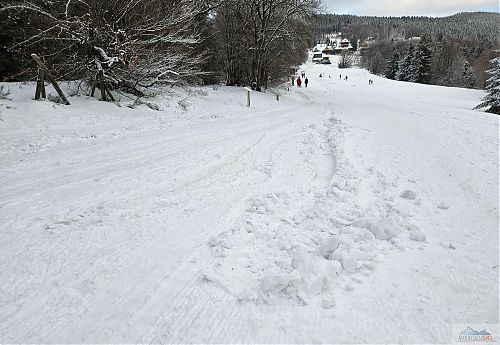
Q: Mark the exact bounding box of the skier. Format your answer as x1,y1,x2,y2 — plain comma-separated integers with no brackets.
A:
339,74,342,79
345,76,348,81
305,77,309,88
297,77,302,87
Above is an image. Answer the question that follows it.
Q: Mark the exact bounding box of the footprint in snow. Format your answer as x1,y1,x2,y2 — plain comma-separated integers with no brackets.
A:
437,202,449,210
400,189,417,200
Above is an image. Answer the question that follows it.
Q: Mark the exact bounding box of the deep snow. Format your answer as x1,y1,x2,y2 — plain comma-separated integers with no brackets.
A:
0,60,498,343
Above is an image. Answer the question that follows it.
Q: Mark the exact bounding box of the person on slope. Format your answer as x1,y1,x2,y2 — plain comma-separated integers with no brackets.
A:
297,77,302,87
305,77,309,87
345,76,348,81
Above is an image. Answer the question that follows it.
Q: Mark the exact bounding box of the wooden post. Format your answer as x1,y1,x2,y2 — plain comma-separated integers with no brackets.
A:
40,69,46,99
91,73,98,97
93,57,114,101
31,54,70,105
244,87,251,107
98,70,107,101
35,68,46,100
35,69,41,100
105,86,115,102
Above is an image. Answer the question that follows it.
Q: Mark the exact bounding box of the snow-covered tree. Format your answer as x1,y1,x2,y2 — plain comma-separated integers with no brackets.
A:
214,0,321,90
412,35,433,84
338,50,354,69
397,45,417,82
462,61,477,89
385,50,400,79
476,57,500,114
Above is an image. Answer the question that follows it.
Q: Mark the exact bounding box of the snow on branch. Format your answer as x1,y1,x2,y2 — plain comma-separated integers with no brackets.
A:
3,0,211,86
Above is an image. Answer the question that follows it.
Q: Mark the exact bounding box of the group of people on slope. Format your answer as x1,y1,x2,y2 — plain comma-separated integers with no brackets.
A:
293,71,375,87
293,71,309,88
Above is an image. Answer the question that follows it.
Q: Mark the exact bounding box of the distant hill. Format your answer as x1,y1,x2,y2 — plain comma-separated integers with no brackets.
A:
313,12,500,46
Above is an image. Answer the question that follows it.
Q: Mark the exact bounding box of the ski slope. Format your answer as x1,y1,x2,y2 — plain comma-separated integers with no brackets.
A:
0,61,498,343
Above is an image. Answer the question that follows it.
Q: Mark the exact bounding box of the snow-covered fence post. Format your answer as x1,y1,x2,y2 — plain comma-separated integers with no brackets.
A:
31,54,70,105
39,69,46,99
91,56,115,102
35,68,46,100
245,87,252,107
99,70,106,101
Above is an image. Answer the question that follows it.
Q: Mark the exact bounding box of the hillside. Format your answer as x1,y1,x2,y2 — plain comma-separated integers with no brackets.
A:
0,59,498,342
314,12,500,43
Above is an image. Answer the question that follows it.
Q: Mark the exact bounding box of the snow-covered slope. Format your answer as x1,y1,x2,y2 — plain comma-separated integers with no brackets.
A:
0,63,498,343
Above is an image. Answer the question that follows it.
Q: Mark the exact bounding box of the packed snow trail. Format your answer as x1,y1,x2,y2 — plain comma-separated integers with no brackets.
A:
0,61,498,342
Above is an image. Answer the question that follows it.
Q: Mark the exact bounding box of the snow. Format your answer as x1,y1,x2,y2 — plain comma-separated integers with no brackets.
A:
0,60,498,343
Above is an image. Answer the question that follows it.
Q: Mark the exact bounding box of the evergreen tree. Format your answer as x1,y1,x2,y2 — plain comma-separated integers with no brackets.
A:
476,57,500,115
413,35,433,84
462,61,476,88
397,44,417,82
385,50,400,79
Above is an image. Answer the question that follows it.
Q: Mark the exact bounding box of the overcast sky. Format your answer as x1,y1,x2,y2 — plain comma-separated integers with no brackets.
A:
322,0,499,16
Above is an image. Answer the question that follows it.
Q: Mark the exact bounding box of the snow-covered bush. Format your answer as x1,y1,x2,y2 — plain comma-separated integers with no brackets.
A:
0,0,213,90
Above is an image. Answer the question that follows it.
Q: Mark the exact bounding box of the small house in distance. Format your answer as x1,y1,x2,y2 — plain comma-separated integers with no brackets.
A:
322,46,334,55
334,38,354,54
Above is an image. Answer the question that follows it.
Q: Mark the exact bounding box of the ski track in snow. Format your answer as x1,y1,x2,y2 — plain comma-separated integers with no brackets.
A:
0,60,498,343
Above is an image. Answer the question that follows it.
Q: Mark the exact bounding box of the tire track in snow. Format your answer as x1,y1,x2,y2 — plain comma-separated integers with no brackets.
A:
0,102,323,342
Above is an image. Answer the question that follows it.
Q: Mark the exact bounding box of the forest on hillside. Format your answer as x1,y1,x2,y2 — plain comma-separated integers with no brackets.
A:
313,12,500,89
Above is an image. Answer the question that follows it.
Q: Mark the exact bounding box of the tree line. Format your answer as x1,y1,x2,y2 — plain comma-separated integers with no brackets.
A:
361,35,484,89
0,0,320,92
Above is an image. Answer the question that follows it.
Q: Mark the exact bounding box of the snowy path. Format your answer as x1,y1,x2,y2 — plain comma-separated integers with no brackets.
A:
0,62,498,343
